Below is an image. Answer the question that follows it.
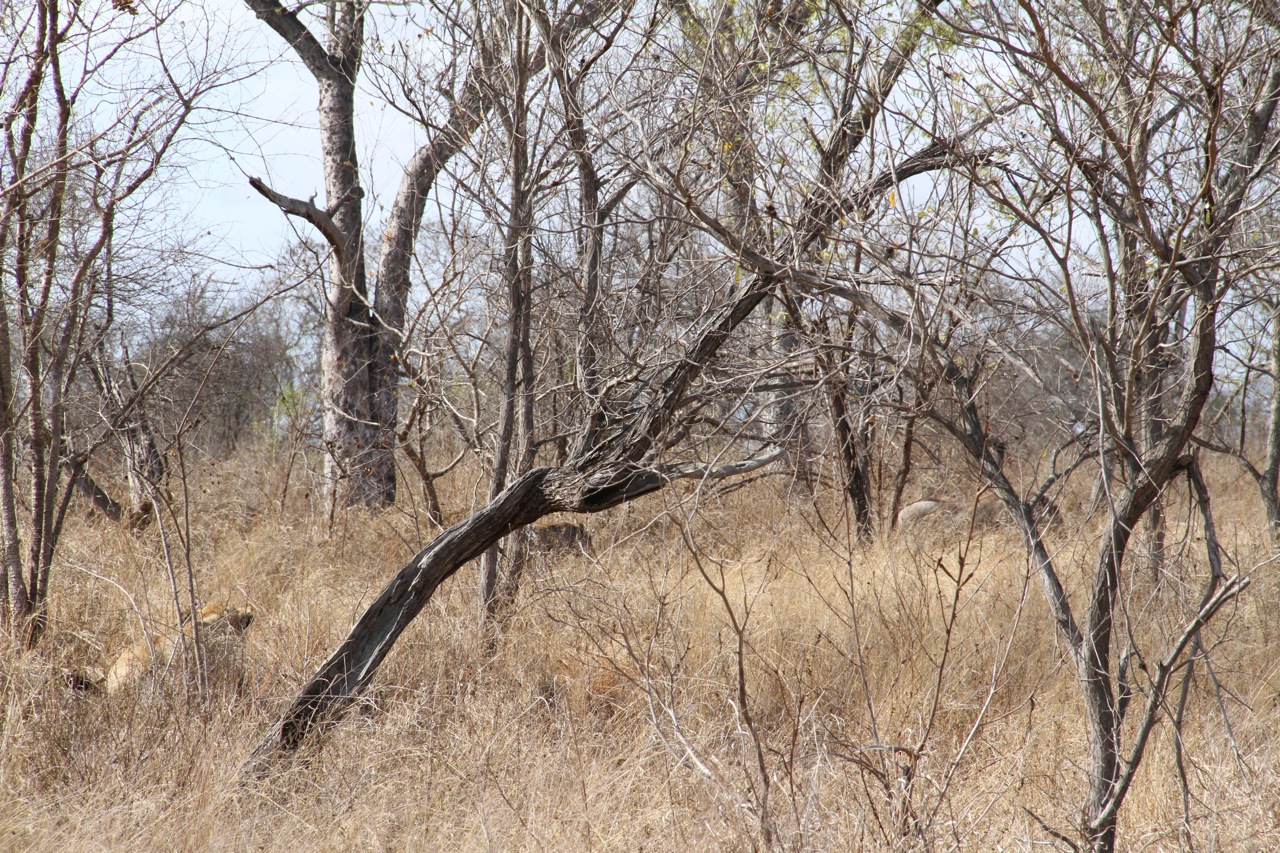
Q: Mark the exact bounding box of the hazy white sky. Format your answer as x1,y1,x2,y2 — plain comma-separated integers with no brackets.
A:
179,2,427,276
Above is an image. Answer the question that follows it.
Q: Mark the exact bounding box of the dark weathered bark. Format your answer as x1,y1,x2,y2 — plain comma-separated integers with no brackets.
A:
887,410,915,533
243,0,944,773
246,466,551,768
825,342,874,540
1198,296,1280,542
245,260,781,773
848,402,875,538
69,463,124,523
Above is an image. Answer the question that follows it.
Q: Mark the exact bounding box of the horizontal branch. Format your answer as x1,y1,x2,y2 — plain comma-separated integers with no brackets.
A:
578,446,789,507
248,176,347,260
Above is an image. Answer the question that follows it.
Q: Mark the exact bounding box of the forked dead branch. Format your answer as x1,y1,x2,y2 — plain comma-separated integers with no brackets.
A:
242,0,946,775
1,0,1277,850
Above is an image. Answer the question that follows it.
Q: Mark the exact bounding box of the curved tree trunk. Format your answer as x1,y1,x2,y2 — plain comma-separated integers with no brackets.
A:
245,243,783,772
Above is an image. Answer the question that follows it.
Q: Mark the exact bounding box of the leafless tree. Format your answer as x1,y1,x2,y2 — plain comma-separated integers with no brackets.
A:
243,0,615,509
243,0,387,508
677,0,1278,848
946,5,1277,847
0,0,232,643
623,0,1278,847
243,0,943,772
228,4,1280,851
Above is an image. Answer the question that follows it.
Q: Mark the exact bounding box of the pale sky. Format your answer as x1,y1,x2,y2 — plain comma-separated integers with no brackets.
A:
178,2,428,277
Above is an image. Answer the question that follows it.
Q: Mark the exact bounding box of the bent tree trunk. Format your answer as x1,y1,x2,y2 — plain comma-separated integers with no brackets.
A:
242,0,941,774
245,466,589,766
244,259,781,773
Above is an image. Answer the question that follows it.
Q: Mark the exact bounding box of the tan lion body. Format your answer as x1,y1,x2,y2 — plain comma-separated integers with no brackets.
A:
106,603,254,696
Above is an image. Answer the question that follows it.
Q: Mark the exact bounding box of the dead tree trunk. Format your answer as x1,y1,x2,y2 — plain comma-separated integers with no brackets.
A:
242,0,943,775
245,260,781,774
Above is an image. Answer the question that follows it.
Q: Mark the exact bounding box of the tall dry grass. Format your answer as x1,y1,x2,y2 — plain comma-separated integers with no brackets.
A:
0,447,1277,851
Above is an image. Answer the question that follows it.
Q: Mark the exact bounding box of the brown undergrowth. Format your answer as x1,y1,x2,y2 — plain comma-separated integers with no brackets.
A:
0,448,1276,850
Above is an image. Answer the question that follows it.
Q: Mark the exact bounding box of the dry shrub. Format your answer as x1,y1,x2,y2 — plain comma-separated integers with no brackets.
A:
0,449,1275,850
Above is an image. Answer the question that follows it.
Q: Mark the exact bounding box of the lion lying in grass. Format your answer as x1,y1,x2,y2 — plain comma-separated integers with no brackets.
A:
106,603,255,696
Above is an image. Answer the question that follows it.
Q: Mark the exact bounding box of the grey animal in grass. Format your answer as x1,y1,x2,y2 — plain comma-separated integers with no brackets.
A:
896,499,1002,531
896,496,1057,533
529,522,595,557
896,499,950,529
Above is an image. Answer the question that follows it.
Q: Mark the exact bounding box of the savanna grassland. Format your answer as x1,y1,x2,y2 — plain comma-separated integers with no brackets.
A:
1,447,1277,852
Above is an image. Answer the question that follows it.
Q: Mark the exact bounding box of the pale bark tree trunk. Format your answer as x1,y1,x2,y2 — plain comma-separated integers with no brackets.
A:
248,0,618,509
1260,298,1280,540
480,21,536,626
366,22,509,507
246,0,390,508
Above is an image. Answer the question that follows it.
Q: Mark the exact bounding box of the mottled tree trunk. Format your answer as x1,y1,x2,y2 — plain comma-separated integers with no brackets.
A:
826,344,873,540
246,1,391,509
887,411,915,533
1261,300,1280,542
314,39,391,508
480,16,536,626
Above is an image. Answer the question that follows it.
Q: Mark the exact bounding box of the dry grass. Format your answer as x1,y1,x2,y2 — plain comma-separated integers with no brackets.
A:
1,448,1277,851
